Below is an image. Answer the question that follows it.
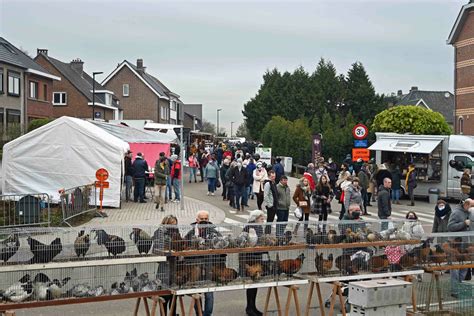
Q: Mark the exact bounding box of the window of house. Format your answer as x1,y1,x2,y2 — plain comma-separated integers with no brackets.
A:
123,84,129,97
43,84,48,101
105,93,112,105
53,92,67,105
458,117,464,135
7,71,20,96
0,70,3,94
29,81,38,99
171,101,176,111
0,108,4,129
6,109,20,125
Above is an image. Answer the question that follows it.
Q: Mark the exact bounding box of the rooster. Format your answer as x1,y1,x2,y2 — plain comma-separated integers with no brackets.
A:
74,230,90,257
412,238,432,263
211,265,238,285
400,252,418,269
369,254,389,272
278,253,305,277
245,263,263,281
259,235,278,247
93,229,126,256
176,265,201,287
0,233,20,263
28,237,62,263
130,228,152,255
335,254,360,275
430,245,447,265
315,253,333,275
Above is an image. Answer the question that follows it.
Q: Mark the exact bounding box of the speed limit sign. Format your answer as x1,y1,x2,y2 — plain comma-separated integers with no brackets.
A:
352,124,368,140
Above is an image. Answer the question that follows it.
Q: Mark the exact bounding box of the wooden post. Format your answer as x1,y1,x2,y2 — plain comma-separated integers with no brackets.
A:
316,282,326,316
264,287,282,316
328,283,338,316
336,282,347,316
304,281,315,316
434,272,443,311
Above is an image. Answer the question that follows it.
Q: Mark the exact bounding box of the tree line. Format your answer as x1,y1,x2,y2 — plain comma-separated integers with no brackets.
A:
242,58,388,162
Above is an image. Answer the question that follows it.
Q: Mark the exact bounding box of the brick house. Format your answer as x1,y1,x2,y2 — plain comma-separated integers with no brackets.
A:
448,1,474,135
101,59,183,124
0,37,60,133
35,49,122,121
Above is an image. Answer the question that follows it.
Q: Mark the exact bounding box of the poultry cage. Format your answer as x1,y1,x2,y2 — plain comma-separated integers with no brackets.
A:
152,222,310,291
0,256,167,304
0,225,166,265
421,232,474,271
303,219,425,278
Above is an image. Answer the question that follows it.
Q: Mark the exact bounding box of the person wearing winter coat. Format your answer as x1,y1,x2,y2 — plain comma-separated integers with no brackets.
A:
312,175,333,233
170,155,182,203
263,170,278,235
401,211,425,251
306,163,318,187
432,199,452,234
253,162,268,210
246,159,257,201
230,160,249,212
293,177,311,234
338,176,353,220
377,178,392,231
276,176,291,237
448,199,474,297
326,158,338,189
204,157,220,196
357,164,371,216
344,177,364,217
132,152,149,203
390,165,402,205
461,168,472,200
154,152,169,211
188,153,199,183
220,157,231,201
315,162,328,184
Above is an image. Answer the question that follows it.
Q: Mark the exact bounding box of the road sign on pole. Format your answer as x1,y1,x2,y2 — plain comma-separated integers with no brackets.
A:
95,168,109,211
352,124,369,140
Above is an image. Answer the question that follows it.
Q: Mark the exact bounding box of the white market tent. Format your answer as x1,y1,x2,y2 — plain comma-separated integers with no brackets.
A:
1,116,129,207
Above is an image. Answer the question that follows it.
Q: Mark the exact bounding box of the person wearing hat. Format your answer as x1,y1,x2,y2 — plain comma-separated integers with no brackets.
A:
432,199,452,235
239,210,265,316
124,150,134,202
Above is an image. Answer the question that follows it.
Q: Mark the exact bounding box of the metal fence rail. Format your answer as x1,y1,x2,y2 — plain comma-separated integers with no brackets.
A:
60,184,97,227
0,193,50,228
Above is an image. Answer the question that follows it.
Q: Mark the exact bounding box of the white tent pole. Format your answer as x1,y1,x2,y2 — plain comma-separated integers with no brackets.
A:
180,126,185,211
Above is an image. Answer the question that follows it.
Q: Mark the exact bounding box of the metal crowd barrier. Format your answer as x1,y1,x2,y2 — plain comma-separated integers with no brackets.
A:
60,184,97,227
0,193,50,228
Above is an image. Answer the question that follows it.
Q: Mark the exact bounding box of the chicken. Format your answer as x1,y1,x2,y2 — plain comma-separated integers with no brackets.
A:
412,238,432,263
259,235,278,247
344,228,359,243
93,229,126,256
70,283,91,297
328,230,345,244
88,285,105,297
235,232,250,248
335,254,359,275
47,277,71,299
212,235,230,249
400,252,417,269
211,265,238,285
169,230,187,251
190,236,208,250
111,282,130,295
3,274,33,302
141,279,162,292
74,230,90,257
175,265,202,287
248,228,259,247
369,254,389,272
278,231,293,246
278,253,305,276
305,228,319,245
245,263,263,281
441,240,464,263
315,253,333,275
130,228,152,254
33,273,51,300
28,236,62,263
0,233,20,263
124,268,140,292
429,245,447,265
261,259,278,277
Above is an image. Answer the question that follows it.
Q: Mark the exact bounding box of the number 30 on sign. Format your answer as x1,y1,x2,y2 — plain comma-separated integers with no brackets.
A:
352,124,368,140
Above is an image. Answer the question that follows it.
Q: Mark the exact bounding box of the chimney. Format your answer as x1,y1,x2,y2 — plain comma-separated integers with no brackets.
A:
37,48,48,56
70,58,84,75
397,90,403,96
136,58,146,74
410,86,418,92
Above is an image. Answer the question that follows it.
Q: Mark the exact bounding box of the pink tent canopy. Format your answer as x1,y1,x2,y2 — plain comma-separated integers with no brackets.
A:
129,143,171,168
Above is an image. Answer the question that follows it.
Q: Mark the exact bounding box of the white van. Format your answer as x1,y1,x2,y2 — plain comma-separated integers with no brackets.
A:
369,133,474,200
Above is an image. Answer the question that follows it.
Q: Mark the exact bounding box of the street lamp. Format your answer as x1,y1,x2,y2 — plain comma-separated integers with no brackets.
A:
216,109,222,137
92,71,103,120
231,121,235,137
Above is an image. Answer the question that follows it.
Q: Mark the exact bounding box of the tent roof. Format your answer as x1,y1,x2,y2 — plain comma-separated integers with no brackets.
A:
90,120,175,143
3,116,129,152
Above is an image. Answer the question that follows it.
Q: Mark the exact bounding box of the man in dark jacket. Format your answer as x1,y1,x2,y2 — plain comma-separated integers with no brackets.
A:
154,152,169,211
124,150,134,202
276,175,291,237
184,211,223,316
230,160,248,212
132,152,148,203
357,164,371,216
272,158,284,184
377,178,392,230
264,170,278,235
326,158,338,189
448,199,474,296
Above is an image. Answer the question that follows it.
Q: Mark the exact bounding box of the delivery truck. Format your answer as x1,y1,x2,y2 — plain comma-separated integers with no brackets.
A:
368,133,474,200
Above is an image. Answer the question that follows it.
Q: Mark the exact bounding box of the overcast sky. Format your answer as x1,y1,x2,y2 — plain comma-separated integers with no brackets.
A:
0,0,464,132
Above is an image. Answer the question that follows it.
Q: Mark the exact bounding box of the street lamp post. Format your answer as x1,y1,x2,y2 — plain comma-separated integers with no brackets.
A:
231,121,235,137
216,109,222,137
92,71,103,120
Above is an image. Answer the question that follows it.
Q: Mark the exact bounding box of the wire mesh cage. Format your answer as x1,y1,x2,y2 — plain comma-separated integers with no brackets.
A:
0,225,164,265
303,219,425,277
0,258,167,304
0,193,50,228
422,232,474,270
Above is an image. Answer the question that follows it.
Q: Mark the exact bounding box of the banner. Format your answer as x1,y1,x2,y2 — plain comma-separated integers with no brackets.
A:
312,134,322,163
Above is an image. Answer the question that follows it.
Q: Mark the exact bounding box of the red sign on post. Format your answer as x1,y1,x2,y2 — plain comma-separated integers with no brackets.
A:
352,148,370,162
352,124,369,140
95,168,109,210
